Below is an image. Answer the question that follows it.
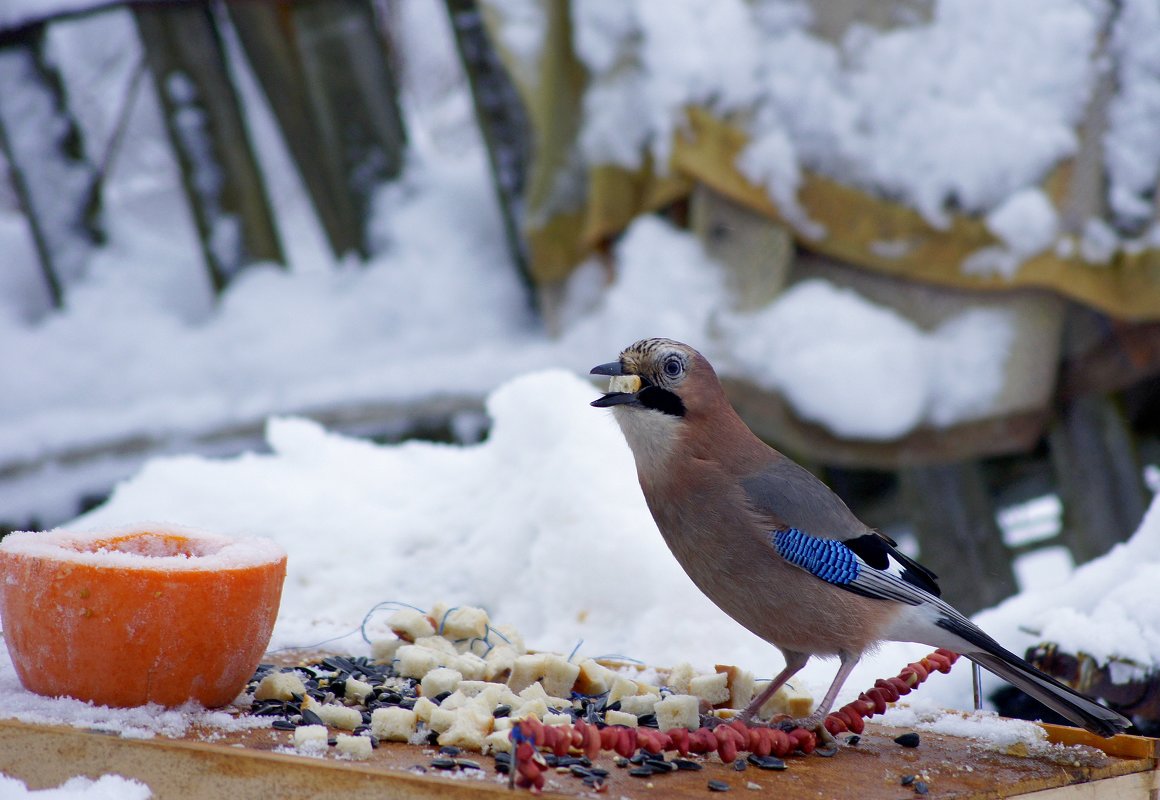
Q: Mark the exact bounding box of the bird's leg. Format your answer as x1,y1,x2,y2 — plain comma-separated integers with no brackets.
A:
737,651,809,725
781,651,860,744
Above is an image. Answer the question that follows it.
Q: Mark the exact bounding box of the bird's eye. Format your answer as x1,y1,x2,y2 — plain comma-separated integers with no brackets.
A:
663,356,683,378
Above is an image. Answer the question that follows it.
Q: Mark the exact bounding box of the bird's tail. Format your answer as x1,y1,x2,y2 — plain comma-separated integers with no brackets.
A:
934,614,1131,737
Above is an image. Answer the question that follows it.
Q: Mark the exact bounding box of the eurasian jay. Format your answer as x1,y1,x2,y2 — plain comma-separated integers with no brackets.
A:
591,337,1130,737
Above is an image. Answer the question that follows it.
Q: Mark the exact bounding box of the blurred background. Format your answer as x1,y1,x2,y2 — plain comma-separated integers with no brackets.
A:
1,0,1159,721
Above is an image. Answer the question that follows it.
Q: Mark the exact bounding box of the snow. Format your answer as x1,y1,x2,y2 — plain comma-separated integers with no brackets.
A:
0,524,284,571
570,0,1104,230
0,775,151,800
718,280,1015,439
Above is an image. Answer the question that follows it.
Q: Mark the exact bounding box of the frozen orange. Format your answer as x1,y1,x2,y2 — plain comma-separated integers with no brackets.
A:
0,525,286,708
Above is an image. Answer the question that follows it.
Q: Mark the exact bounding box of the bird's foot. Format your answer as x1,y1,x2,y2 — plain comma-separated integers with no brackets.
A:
778,713,839,755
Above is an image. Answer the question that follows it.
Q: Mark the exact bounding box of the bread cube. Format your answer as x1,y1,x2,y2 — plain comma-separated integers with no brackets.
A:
605,709,639,727
314,703,363,730
421,666,463,698
454,652,487,681
412,696,438,722
439,606,490,641
575,659,614,695
335,734,372,760
608,675,639,704
667,662,696,695
689,672,731,706
484,729,513,754
655,694,700,731
387,609,436,642
395,645,444,679
414,635,458,656
254,671,305,702
512,698,548,720
344,677,374,703
484,645,518,682
508,654,579,698
543,712,572,726
371,707,417,742
370,637,404,664
616,694,660,716
715,665,755,710
491,624,526,654
429,706,457,733
752,680,813,719
293,724,329,753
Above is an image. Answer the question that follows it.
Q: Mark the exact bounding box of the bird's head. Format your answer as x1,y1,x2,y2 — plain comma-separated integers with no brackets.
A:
590,338,708,417
590,338,733,471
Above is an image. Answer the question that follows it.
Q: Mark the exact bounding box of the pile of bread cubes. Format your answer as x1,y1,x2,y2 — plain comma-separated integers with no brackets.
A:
250,604,814,761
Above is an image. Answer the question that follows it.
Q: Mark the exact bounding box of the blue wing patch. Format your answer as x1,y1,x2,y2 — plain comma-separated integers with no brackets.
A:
772,528,859,585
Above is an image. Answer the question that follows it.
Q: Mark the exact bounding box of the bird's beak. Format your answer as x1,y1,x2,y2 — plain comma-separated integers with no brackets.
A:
590,361,642,407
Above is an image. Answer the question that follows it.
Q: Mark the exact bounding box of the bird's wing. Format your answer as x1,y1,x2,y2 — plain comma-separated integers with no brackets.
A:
768,527,943,603
740,462,941,598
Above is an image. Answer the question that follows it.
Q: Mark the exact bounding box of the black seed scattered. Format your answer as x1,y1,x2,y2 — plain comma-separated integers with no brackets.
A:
894,733,921,748
629,751,648,765
494,761,510,775
914,780,929,795
440,745,461,756
431,757,458,770
433,691,452,704
425,730,440,745
845,734,861,746
543,754,559,767
637,713,658,728
614,757,629,768
300,709,324,727
901,774,916,786
582,776,604,789
353,724,370,735
369,736,379,749
493,704,511,718
628,766,655,778
556,756,583,767
673,759,703,771
493,752,512,764
647,758,674,773
569,765,592,779
588,767,609,777
747,754,787,771
381,691,403,705
271,719,297,731
707,779,730,792
606,700,621,712
732,760,747,772
329,680,347,697
455,759,482,771
327,738,337,747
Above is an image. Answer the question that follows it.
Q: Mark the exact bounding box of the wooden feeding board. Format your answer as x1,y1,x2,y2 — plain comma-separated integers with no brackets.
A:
0,715,1155,799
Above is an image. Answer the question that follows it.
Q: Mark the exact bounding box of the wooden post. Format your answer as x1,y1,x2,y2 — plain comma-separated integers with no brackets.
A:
0,25,104,308
443,0,531,287
228,0,407,259
899,461,1017,616
134,3,285,293
1048,393,1147,565
689,184,793,311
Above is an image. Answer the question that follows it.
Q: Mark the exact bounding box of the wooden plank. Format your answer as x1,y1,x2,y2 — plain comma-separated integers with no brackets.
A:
0,25,103,309
1015,770,1159,800
444,0,531,288
227,0,406,260
134,2,285,292
0,715,1154,800
1040,723,1160,761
